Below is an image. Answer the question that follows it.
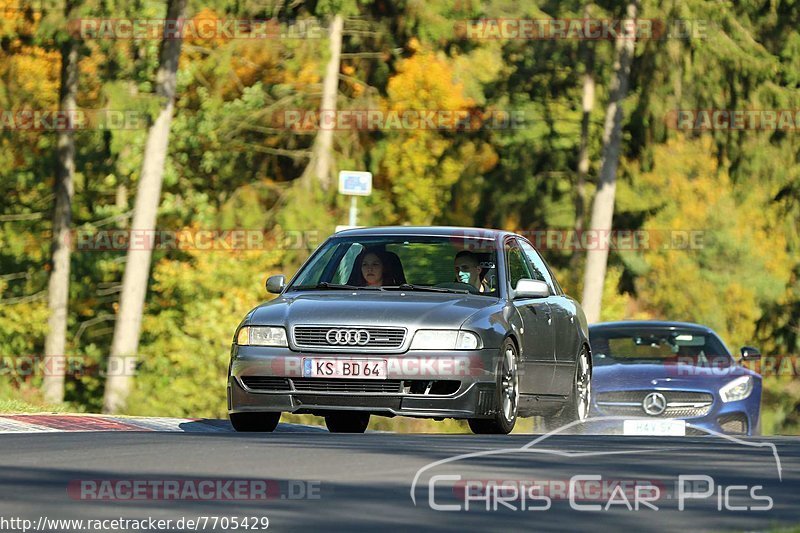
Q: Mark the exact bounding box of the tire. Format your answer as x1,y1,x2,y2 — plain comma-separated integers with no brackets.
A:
229,412,281,432
543,345,591,432
468,339,519,434
324,412,371,433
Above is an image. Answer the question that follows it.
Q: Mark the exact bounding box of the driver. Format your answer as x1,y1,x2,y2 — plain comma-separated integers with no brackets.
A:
351,247,402,286
454,250,488,293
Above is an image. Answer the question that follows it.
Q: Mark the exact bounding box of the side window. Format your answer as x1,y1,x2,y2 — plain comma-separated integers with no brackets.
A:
546,263,564,295
505,240,532,290
518,239,556,292
331,243,364,283
292,243,340,286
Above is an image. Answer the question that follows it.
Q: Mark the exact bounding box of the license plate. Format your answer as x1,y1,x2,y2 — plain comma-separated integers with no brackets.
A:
302,358,387,380
623,419,686,436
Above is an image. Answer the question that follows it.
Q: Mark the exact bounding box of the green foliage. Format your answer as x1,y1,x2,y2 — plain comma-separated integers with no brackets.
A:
618,137,792,348
761,376,800,435
127,246,284,418
0,398,73,414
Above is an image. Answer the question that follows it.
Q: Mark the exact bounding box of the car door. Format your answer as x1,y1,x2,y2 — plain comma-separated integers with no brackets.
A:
504,238,556,395
518,238,576,395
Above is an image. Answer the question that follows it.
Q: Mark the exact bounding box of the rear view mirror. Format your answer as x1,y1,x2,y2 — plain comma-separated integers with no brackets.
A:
513,279,550,299
739,346,761,360
266,274,286,294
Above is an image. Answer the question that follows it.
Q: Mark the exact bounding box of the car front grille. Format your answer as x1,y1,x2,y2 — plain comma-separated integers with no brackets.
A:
292,326,406,351
291,378,403,393
718,413,748,435
240,376,292,391
595,390,714,418
240,376,460,395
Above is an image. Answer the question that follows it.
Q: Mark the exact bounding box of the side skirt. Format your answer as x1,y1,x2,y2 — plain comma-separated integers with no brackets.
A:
518,393,568,417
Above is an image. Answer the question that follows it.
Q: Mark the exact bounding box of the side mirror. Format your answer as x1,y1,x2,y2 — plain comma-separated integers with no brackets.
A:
513,279,550,299
739,346,761,360
266,274,286,294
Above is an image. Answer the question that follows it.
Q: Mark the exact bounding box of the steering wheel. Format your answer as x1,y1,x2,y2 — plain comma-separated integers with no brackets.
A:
434,281,480,294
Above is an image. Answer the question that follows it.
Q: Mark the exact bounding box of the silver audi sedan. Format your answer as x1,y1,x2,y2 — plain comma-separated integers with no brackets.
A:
228,226,591,433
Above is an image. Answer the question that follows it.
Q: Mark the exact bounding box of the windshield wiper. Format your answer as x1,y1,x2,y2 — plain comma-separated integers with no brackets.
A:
383,284,469,294
310,282,383,290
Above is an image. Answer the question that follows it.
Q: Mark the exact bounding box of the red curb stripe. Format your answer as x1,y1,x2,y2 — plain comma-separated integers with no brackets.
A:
3,415,151,432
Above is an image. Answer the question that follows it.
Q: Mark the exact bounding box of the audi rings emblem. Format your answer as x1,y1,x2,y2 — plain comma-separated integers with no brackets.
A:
326,328,371,346
642,392,667,416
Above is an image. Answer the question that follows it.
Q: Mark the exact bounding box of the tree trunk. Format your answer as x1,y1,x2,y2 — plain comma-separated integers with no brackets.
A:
581,1,638,323
304,14,343,190
42,26,79,404
102,0,187,413
574,4,595,236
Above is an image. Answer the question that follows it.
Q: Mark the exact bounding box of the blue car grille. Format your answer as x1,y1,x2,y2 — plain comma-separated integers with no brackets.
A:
595,390,714,418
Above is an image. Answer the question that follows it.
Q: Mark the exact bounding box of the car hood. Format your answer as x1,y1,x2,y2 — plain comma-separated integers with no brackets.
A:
247,291,497,329
592,362,757,391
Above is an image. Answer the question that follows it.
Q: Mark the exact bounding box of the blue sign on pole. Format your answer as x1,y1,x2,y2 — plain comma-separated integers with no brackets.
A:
338,171,372,196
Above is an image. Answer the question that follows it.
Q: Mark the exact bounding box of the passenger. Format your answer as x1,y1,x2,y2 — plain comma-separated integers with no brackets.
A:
454,250,488,292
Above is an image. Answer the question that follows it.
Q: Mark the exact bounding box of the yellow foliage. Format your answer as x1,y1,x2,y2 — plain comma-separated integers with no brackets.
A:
628,136,792,347
386,49,474,112
4,46,59,108
380,46,494,224
230,44,283,89
185,8,229,48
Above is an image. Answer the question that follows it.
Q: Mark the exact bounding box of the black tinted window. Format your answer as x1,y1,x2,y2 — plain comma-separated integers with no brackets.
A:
505,240,532,290
589,328,731,366
518,238,554,290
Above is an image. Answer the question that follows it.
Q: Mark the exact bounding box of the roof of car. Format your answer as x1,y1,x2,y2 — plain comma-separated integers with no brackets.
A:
589,320,717,333
333,226,513,239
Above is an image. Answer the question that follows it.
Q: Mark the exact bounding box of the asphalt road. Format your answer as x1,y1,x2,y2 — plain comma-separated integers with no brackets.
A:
0,424,798,532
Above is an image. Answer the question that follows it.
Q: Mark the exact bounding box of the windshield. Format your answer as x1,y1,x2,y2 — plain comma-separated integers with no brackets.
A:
289,235,499,296
589,328,732,366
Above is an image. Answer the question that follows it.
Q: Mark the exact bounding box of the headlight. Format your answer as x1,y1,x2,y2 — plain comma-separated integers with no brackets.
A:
410,330,481,350
236,326,288,347
719,375,753,402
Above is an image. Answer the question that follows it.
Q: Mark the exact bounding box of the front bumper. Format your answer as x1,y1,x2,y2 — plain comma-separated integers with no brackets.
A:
228,346,500,419
590,390,761,436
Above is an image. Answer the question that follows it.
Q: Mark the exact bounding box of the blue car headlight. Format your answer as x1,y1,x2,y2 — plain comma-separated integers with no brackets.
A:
719,375,753,402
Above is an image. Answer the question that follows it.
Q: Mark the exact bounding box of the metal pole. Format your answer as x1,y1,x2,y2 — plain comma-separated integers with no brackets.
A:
348,195,357,227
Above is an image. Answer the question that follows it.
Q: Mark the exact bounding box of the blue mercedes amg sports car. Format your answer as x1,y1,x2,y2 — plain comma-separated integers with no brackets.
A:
589,321,762,436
